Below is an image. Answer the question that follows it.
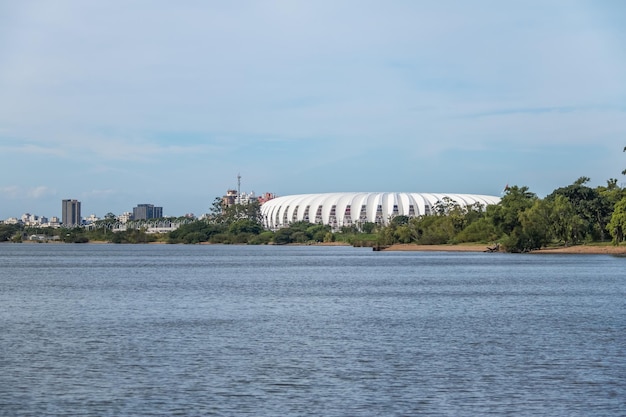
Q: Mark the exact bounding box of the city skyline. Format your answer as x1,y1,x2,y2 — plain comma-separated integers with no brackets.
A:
1,2,625,218
3,199,170,224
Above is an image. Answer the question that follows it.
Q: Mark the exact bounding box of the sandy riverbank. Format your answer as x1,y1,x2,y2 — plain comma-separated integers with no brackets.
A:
382,243,626,255
12,240,626,254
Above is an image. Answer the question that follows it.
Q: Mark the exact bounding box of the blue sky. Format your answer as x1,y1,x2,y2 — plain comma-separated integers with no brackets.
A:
1,1,625,219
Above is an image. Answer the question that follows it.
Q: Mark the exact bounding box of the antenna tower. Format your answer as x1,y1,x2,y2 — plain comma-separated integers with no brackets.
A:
237,173,241,205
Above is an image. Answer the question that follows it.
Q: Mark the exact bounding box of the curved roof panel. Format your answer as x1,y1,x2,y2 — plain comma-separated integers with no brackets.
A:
260,192,500,230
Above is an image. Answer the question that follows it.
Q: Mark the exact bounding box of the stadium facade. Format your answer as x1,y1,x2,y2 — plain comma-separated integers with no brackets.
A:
260,192,500,230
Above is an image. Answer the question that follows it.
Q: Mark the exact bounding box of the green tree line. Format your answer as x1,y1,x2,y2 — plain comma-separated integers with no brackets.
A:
372,178,625,252
4,151,626,252
4,178,626,252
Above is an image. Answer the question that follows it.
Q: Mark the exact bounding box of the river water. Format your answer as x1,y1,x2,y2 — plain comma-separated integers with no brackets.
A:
1,244,625,416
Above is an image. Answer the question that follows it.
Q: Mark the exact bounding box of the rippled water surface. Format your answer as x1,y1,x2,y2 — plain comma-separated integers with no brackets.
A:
1,244,625,416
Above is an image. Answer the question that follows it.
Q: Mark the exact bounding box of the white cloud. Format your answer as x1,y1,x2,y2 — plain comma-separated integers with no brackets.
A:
28,186,56,198
1,186,20,199
0,143,67,157
81,189,116,198
1,185,56,199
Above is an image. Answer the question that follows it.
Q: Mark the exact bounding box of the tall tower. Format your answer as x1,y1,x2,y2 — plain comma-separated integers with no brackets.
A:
237,173,241,205
62,199,81,226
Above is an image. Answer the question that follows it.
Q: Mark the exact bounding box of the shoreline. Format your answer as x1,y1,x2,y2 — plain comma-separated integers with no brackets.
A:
8,240,626,255
382,243,626,255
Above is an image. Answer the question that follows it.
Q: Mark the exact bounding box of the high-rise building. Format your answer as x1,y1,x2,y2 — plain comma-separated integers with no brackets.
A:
133,204,163,220
62,199,82,226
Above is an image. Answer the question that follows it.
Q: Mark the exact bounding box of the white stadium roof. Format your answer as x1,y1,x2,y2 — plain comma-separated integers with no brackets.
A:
260,192,501,230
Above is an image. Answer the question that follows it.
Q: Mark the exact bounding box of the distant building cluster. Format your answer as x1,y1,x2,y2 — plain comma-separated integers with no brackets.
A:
3,213,60,228
0,173,284,228
1,200,167,228
221,190,276,208
1,182,277,228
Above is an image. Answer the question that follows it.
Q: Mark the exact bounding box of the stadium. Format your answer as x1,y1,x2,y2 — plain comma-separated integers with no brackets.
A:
260,192,501,230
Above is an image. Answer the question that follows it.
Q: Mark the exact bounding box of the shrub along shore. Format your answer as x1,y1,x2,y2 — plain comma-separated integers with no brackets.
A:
380,243,626,255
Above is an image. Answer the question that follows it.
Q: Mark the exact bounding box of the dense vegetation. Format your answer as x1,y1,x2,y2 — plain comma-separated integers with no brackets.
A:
374,179,626,252
4,150,626,253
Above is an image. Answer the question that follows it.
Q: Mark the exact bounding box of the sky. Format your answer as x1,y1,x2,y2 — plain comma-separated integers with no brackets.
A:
1,1,625,219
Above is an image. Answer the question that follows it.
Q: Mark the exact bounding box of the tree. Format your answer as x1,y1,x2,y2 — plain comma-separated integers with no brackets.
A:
487,186,536,235
273,228,293,245
394,225,414,243
377,225,396,245
547,177,612,241
61,228,89,243
249,231,274,245
210,197,223,217
0,224,23,242
516,196,582,249
433,197,460,216
214,200,263,225
517,199,552,250
607,197,626,244
360,222,376,234
340,225,359,235
228,219,262,235
454,217,498,243
548,195,584,245
597,179,624,208
390,215,409,226
307,224,331,242
486,185,537,252
168,220,224,244
411,215,455,245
